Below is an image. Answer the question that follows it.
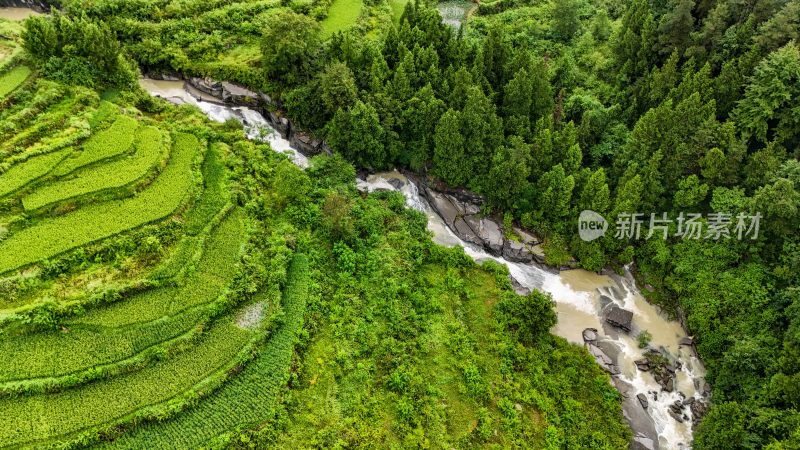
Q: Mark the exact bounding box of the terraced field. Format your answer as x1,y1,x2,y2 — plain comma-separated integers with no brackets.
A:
0,58,303,447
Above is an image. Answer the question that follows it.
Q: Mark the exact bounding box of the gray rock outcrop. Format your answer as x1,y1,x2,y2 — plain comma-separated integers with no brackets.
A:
418,185,545,263
605,305,634,332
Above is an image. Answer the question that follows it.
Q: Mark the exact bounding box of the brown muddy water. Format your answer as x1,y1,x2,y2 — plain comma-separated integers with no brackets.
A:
0,7,38,21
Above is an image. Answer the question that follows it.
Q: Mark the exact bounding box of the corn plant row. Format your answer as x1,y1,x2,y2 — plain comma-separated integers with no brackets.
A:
0,65,31,99
0,132,199,274
52,115,139,177
22,125,168,211
184,141,230,235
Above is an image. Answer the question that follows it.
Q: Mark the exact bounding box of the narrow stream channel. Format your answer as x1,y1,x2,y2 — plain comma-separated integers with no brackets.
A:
141,79,708,450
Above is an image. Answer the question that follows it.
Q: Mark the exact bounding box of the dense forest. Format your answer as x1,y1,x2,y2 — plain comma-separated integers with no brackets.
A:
1,0,799,447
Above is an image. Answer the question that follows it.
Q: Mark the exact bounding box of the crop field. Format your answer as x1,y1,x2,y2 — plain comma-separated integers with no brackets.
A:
0,53,297,447
22,125,167,210
100,254,309,449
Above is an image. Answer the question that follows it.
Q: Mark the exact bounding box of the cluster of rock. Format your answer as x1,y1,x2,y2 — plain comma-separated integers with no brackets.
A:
0,0,50,11
187,77,333,156
582,327,658,450
147,73,333,157
632,343,710,426
634,350,678,393
415,182,546,264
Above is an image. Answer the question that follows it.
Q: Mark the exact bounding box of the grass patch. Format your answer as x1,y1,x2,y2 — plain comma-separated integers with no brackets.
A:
0,65,30,99
320,0,364,37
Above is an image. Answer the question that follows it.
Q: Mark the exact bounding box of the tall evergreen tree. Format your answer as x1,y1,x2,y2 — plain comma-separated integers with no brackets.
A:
433,109,469,186
656,0,696,57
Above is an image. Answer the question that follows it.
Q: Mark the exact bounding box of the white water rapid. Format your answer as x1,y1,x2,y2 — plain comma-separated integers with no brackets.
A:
138,79,309,168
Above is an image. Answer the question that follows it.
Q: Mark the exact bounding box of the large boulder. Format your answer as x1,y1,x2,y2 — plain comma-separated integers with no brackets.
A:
267,110,290,135
481,218,505,255
289,131,322,155
145,72,182,81
188,77,223,98
463,215,504,255
221,82,260,106
453,218,482,246
631,435,656,450
605,305,633,332
636,393,649,410
582,328,598,343
587,344,619,375
426,191,461,230
509,276,531,296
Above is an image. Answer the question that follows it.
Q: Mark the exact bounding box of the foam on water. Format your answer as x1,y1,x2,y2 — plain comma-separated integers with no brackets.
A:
139,79,308,168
